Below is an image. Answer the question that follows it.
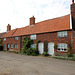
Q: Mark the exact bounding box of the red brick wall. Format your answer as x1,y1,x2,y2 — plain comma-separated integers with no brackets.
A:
30,16,35,25
71,3,75,30
2,36,21,51
72,30,75,53
7,24,11,31
3,30,75,54
22,30,73,53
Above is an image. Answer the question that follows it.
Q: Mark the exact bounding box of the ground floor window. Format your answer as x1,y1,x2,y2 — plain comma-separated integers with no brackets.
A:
15,44,18,49
11,44,13,49
31,44,36,48
3,44,5,48
57,43,67,52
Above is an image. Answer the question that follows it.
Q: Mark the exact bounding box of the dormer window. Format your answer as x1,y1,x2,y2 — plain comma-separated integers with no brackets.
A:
30,34,36,40
15,37,18,40
4,38,6,41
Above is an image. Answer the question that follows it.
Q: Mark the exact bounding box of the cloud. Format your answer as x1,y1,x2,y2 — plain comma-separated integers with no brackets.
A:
0,0,72,32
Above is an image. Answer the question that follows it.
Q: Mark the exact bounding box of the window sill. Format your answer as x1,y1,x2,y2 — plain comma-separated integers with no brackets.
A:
57,50,67,52
57,36,67,38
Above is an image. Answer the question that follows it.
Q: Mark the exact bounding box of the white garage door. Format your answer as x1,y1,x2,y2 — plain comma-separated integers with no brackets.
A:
48,43,54,55
38,43,44,54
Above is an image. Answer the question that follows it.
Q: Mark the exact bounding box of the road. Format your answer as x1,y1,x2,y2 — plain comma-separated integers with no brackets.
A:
0,51,75,75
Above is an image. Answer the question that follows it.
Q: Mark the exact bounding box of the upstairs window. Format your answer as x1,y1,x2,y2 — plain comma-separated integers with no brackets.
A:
31,44,36,48
15,44,18,49
3,44,5,48
57,43,67,52
57,31,67,37
11,44,13,49
30,34,36,40
4,38,6,41
15,37,18,40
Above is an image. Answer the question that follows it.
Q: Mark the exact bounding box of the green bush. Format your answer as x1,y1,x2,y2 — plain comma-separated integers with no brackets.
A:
0,44,3,51
72,57,75,61
20,37,39,56
73,54,75,57
25,48,39,56
52,55,75,61
43,52,49,56
67,53,73,57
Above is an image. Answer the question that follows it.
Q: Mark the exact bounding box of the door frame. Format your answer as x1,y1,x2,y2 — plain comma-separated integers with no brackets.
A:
7,44,9,51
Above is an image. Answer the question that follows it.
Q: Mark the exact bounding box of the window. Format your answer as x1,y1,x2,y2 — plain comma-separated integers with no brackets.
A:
11,44,13,49
57,43,67,52
57,31,67,37
31,44,36,48
30,34,36,40
3,44,5,48
15,44,18,49
15,37,18,40
4,38,6,41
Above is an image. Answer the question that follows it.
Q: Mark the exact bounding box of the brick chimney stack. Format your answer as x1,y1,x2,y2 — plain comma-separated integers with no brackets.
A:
71,0,75,30
30,16,35,25
7,24,11,31
72,0,74,4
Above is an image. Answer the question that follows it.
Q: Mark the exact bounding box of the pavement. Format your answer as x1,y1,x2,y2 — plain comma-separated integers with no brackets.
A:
0,51,75,75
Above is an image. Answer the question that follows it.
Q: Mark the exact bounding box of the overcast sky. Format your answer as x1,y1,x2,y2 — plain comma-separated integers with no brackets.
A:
0,0,72,33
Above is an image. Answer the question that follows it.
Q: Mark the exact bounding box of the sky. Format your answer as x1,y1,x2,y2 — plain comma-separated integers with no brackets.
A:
0,0,72,33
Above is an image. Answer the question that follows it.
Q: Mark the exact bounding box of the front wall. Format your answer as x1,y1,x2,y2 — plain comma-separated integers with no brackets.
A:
2,37,21,51
22,30,72,53
3,30,75,54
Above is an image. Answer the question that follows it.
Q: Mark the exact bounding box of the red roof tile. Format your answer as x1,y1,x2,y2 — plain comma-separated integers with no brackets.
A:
3,28,18,38
3,14,70,37
0,32,7,38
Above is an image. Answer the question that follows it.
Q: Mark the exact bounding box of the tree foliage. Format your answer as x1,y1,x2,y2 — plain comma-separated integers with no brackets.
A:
21,37,39,56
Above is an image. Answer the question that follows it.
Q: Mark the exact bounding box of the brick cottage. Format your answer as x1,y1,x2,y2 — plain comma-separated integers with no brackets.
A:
0,0,75,55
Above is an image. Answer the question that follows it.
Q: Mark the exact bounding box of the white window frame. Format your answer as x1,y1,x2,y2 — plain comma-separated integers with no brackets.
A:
57,43,67,52
31,44,36,48
57,31,67,37
15,37,18,40
30,34,36,40
15,44,18,49
11,44,13,49
4,38,6,41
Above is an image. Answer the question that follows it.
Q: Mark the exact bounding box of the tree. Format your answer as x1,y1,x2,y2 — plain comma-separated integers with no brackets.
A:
22,37,33,53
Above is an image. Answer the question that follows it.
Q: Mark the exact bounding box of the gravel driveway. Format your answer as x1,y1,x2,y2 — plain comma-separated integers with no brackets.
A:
0,51,75,75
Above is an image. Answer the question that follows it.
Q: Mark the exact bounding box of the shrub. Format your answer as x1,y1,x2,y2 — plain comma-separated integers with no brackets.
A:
36,40,41,43
72,57,75,61
73,54,75,57
25,48,39,56
67,53,73,57
43,52,49,56
0,44,3,50
21,37,39,56
54,44,57,49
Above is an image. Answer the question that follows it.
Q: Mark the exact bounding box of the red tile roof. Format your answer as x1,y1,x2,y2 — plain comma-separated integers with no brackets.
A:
0,32,7,38
3,14,70,38
3,28,18,38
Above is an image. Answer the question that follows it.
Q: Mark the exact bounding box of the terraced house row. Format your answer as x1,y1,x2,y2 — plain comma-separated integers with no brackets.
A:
0,0,75,55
